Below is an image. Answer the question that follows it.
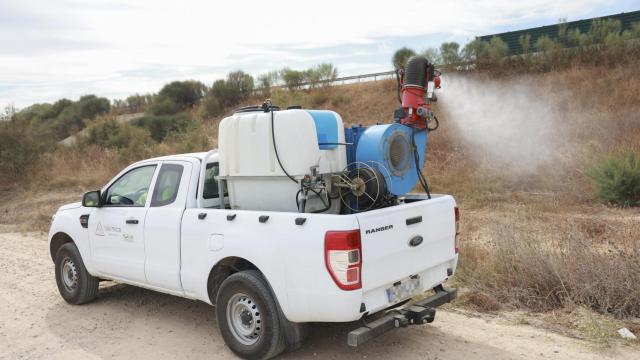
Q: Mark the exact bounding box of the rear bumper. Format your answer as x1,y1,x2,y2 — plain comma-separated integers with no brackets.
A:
347,286,457,347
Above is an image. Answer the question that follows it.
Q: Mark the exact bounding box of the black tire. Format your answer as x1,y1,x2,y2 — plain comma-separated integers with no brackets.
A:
216,270,285,360
54,242,99,305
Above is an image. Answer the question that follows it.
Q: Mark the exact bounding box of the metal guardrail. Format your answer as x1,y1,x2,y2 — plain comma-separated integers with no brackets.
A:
254,64,468,93
255,70,397,93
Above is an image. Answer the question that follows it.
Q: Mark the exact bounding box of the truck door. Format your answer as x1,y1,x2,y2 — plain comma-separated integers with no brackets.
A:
89,164,158,283
143,161,193,292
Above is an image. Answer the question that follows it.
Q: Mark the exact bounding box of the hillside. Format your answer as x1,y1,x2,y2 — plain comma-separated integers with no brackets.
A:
1,62,640,341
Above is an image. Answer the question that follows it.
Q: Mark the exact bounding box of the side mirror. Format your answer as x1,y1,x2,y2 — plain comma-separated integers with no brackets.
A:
82,190,102,207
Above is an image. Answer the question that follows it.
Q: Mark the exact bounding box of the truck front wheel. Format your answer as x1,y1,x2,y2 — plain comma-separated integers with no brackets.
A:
216,270,285,360
54,242,99,305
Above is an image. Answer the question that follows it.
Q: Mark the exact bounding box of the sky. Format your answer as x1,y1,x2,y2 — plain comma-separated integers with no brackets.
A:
1,0,638,108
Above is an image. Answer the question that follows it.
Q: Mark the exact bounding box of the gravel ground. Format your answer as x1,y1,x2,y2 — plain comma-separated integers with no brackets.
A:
0,231,637,360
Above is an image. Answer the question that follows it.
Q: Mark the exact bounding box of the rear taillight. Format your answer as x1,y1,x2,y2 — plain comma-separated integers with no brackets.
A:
324,230,362,290
454,206,461,254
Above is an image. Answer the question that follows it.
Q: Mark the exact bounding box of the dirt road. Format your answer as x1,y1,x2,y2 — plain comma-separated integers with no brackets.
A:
0,232,637,359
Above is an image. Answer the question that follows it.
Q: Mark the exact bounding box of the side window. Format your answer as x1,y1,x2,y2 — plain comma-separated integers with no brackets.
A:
203,162,227,199
151,164,184,207
104,165,157,207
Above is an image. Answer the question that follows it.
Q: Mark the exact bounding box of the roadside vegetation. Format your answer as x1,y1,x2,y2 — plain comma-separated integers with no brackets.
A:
1,15,639,337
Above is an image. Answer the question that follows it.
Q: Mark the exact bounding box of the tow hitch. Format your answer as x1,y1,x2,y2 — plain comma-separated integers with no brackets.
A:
347,286,457,347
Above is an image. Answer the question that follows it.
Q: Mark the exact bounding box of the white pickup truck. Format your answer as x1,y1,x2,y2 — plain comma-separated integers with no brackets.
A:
48,150,459,359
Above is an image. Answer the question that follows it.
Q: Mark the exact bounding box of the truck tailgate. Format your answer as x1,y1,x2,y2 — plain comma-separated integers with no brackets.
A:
356,194,457,292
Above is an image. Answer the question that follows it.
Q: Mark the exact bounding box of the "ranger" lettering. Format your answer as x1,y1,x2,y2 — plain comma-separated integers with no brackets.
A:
365,225,393,235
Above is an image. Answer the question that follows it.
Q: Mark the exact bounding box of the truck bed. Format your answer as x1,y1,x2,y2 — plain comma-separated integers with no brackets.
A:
179,193,458,323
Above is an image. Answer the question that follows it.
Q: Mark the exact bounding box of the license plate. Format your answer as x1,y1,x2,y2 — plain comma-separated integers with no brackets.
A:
386,276,422,303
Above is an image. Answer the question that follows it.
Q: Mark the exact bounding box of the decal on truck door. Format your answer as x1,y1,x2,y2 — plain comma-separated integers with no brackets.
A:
95,222,105,236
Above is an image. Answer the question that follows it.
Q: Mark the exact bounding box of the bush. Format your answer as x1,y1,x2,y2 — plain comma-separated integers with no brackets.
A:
197,93,223,119
147,97,181,115
587,151,640,207
133,112,192,142
0,122,42,178
77,95,111,119
157,80,206,109
280,67,306,91
84,118,153,149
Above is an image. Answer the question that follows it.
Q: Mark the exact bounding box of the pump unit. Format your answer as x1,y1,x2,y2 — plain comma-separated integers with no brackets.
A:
216,55,440,214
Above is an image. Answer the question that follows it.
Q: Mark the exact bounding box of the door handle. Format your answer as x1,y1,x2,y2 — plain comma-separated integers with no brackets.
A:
126,219,139,225
198,213,207,220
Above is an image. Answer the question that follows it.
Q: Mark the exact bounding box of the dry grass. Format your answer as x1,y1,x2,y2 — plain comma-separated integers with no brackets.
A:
455,205,640,318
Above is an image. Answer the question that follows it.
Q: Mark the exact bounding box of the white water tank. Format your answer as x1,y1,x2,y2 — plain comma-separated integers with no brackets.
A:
218,109,346,211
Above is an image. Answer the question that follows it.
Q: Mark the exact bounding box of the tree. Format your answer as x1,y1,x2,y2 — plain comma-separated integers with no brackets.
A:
315,63,338,83
256,71,280,96
157,80,206,109
586,19,622,45
439,42,461,65
211,79,239,107
462,38,486,64
485,36,509,64
279,67,306,91
226,71,254,99
392,47,416,69
421,48,442,64
519,33,531,55
77,95,111,119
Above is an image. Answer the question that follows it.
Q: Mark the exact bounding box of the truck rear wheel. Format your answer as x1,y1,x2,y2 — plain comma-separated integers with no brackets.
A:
216,270,285,360
54,242,99,305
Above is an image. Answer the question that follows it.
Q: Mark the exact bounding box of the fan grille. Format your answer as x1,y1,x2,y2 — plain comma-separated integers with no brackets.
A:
387,133,411,176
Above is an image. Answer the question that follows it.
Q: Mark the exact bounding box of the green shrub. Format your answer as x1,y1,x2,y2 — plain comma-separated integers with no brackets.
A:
311,90,329,106
280,67,306,91
77,95,111,119
0,122,42,178
330,93,349,107
587,151,640,207
147,97,181,115
133,112,192,142
84,118,153,149
197,93,223,119
157,80,206,109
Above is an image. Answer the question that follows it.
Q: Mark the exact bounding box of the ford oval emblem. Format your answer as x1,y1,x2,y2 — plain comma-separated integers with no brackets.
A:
409,235,423,247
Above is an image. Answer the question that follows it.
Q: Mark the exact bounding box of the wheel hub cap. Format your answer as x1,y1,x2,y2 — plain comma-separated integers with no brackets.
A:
61,258,79,291
226,293,262,346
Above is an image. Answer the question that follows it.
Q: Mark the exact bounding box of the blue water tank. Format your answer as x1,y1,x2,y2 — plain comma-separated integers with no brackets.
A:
354,124,427,196
306,110,339,150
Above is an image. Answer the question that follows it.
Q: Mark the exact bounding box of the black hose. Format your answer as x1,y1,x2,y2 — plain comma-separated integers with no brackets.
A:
309,188,331,213
404,56,429,88
295,186,331,213
267,100,298,184
411,128,431,199
428,115,440,132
